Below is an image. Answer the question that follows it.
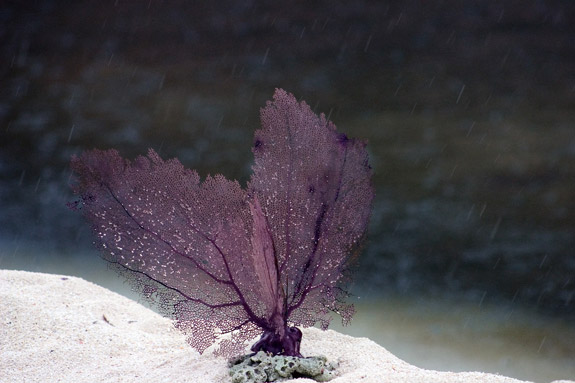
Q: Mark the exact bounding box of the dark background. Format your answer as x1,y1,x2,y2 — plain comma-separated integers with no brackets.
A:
1,0,574,319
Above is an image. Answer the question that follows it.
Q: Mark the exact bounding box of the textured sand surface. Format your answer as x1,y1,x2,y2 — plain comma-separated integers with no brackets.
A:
1,270,573,383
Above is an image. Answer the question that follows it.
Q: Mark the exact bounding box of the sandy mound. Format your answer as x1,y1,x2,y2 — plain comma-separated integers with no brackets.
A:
1,270,571,383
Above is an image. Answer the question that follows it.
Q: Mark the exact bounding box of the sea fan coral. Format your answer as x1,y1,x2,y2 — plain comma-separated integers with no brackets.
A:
70,89,373,357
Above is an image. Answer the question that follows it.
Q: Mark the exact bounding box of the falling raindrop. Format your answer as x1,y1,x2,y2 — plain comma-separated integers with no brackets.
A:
537,336,546,353
493,257,501,269
395,12,403,26
69,90,76,106
479,203,487,218
18,170,26,186
34,177,41,193
479,291,487,307
392,223,400,236
466,121,475,137
504,308,514,321
466,204,475,221
501,50,510,67
539,254,548,268
483,92,493,106
490,216,502,240
11,236,22,258
364,34,372,53
449,164,458,178
565,291,573,306
456,84,465,104
67,124,75,143
511,289,519,303
326,107,334,121
446,30,456,44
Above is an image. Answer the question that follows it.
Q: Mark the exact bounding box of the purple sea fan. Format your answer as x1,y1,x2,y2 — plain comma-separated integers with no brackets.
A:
69,88,373,357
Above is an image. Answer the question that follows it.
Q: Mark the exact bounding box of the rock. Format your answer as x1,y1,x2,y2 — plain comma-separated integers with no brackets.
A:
229,351,338,382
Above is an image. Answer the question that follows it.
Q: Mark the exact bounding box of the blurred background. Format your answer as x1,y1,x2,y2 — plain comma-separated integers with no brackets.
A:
1,1,574,382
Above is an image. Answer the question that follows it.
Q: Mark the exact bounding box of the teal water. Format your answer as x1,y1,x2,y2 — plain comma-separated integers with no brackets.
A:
2,1,574,317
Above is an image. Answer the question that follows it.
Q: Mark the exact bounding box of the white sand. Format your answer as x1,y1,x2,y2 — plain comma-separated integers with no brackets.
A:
1,270,572,383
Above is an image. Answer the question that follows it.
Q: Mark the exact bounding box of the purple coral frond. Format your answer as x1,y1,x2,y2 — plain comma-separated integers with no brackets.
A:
103,181,234,286
249,89,373,330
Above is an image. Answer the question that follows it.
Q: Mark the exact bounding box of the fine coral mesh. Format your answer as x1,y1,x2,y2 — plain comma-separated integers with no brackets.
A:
71,149,264,355
249,89,373,327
